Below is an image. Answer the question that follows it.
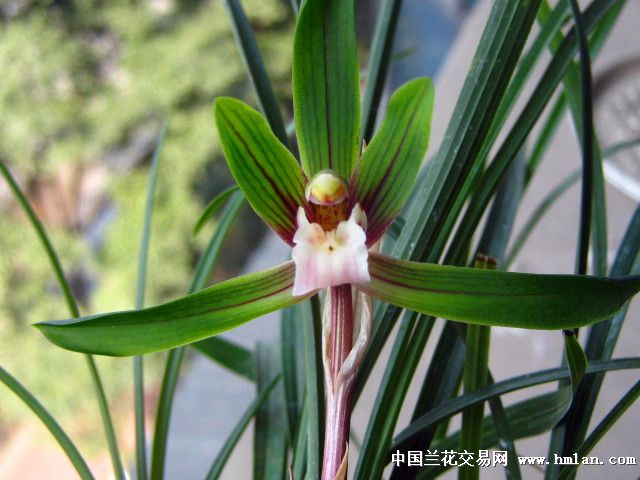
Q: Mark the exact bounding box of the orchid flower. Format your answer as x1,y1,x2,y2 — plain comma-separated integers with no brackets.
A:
35,1,640,479
214,71,435,476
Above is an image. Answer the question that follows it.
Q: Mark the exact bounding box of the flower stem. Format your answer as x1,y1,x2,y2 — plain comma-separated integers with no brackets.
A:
330,285,353,378
323,382,352,480
322,284,354,480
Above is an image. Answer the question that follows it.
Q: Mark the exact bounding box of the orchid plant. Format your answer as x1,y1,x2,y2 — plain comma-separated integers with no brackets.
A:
3,0,640,479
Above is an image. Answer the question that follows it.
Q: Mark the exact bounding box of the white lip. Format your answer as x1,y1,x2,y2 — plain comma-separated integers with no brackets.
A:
291,204,370,296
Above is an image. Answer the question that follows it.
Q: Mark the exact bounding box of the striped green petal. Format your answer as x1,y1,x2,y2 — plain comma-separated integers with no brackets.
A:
215,97,306,245
293,0,360,181
360,253,640,330
35,262,310,356
350,78,434,245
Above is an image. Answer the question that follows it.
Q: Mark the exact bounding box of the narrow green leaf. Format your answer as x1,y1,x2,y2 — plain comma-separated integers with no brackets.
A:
467,156,526,480
569,0,597,276
133,122,166,480
543,0,614,278
293,0,360,180
1,161,125,479
459,260,494,480
444,0,619,265
150,188,247,480
506,170,581,268
456,324,522,480
190,191,245,291
544,2,624,472
564,331,588,391
302,297,324,478
351,78,434,245
369,3,544,408
556,201,640,477
135,123,166,310
291,396,309,480
526,95,567,183
206,375,280,480
0,161,80,318
361,0,404,143
483,388,521,480
280,306,301,442
472,0,569,189
361,2,544,426
37,262,307,356
557,379,640,480
428,0,547,264
476,150,526,265
222,0,288,144
548,0,596,438
133,357,146,479
389,322,465,480
419,388,572,479
254,342,287,480
0,365,94,480
390,0,542,264
150,347,186,480
192,336,255,381
354,312,435,480
193,186,241,236
362,253,640,330
603,137,640,157
214,97,306,244
392,356,640,450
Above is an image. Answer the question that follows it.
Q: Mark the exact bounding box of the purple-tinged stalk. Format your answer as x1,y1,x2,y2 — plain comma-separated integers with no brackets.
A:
321,286,372,480
322,285,353,480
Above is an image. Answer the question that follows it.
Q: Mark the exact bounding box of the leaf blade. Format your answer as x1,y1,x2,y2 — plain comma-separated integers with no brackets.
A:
564,330,588,391
193,186,241,236
360,0,404,143
0,161,125,479
557,379,640,480
254,343,287,480
205,376,280,480
150,188,247,479
221,0,287,145
133,122,166,480
192,336,256,381
0,365,94,480
419,388,572,479
392,357,640,451
302,297,324,478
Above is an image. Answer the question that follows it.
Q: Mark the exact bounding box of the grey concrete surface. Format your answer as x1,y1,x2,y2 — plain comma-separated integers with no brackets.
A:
166,1,640,479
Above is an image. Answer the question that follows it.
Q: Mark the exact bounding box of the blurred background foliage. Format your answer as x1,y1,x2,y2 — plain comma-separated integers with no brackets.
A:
0,0,293,447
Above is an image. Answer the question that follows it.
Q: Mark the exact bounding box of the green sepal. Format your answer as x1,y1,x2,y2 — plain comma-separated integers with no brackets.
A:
36,262,310,356
360,253,640,330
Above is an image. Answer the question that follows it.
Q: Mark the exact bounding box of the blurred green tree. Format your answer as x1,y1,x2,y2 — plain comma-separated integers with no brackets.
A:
0,0,293,446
